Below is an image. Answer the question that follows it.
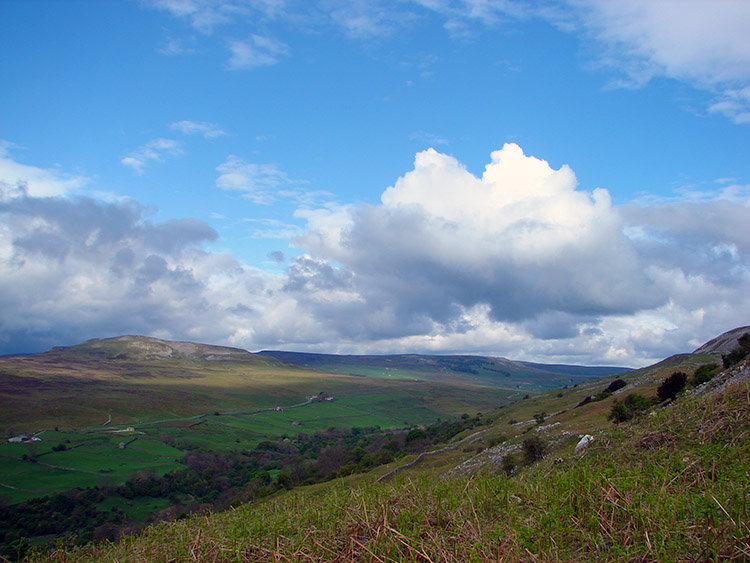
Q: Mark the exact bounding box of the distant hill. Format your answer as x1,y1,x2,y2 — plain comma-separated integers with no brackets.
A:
517,361,630,377
257,350,630,391
49,334,267,363
0,336,522,432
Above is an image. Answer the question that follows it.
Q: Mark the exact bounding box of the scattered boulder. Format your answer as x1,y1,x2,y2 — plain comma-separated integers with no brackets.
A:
574,434,594,453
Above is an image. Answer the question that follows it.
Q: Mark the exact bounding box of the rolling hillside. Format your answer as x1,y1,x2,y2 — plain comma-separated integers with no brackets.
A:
257,350,629,391
9,326,749,562
0,336,510,432
1,336,629,434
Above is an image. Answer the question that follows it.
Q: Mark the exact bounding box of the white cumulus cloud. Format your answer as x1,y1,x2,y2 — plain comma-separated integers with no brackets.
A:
291,143,750,365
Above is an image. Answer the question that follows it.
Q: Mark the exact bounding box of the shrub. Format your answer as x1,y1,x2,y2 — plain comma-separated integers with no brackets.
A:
604,379,627,393
405,428,427,443
575,395,595,408
609,393,652,423
657,372,687,402
501,453,517,476
691,363,719,387
522,436,546,464
608,400,629,423
624,393,652,411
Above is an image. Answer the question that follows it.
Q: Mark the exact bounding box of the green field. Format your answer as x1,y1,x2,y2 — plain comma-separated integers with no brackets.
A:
0,335,619,537
0,383,509,506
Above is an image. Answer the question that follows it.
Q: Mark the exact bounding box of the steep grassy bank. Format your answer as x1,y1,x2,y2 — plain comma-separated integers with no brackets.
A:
25,366,749,562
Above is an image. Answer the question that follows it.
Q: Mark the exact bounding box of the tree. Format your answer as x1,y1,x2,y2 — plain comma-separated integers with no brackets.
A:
608,399,629,423
522,436,546,464
657,372,687,402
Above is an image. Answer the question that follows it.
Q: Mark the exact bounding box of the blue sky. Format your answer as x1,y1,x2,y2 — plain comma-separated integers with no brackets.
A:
1,0,749,366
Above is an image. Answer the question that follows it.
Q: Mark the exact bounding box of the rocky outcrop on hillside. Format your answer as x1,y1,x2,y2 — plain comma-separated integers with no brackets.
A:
54,335,258,362
693,326,750,355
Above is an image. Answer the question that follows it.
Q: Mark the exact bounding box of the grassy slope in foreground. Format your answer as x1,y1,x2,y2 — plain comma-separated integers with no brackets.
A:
28,358,750,562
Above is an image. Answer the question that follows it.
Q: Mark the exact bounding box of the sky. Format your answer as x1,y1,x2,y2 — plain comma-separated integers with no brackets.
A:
1,0,749,366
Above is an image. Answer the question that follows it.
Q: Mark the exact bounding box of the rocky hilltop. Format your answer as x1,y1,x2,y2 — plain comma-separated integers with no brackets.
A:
51,335,257,362
692,325,750,355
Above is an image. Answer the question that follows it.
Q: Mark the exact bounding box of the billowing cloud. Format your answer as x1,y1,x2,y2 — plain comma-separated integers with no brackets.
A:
2,144,748,366
170,120,227,138
290,144,750,364
0,187,272,355
121,138,183,174
300,144,659,321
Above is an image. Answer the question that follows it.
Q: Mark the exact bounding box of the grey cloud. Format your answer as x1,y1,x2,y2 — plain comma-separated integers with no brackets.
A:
331,201,664,330
268,250,285,263
146,218,219,252
0,192,248,355
522,312,590,341
621,200,750,284
1,195,218,259
137,255,169,283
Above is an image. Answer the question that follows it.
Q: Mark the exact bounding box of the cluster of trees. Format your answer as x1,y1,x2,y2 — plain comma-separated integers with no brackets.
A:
120,416,483,503
1,414,485,557
0,488,125,560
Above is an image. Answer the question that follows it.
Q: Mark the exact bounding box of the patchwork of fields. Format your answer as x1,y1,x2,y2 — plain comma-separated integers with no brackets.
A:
0,335,622,538
0,385,509,507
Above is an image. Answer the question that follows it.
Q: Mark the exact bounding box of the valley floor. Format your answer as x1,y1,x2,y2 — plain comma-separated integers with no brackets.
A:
23,369,750,562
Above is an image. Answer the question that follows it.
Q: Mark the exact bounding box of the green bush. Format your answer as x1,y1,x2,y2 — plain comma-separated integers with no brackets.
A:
522,436,546,464
691,363,719,386
405,428,427,443
608,393,651,423
501,453,517,476
657,371,687,402
604,378,627,393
